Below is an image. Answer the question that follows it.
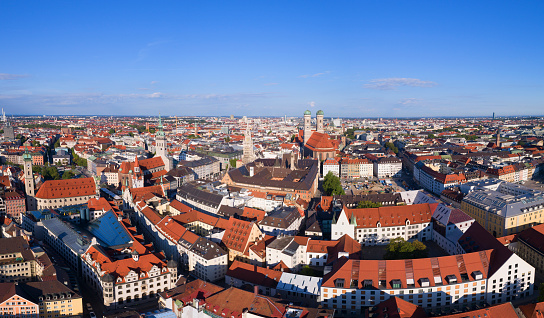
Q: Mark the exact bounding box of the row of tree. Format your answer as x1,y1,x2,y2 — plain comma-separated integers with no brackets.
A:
71,148,87,167
32,166,76,180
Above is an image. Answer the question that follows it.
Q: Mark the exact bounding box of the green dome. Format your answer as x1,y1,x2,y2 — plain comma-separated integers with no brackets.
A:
304,110,311,115
316,110,324,115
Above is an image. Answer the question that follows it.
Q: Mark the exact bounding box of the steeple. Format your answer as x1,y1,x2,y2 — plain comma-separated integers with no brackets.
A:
154,112,173,172
157,113,165,137
134,156,140,173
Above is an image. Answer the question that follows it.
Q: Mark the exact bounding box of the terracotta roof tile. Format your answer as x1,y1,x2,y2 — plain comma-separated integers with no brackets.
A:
35,177,96,199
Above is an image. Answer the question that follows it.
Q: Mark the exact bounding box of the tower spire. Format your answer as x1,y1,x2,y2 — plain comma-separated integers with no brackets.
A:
157,112,165,137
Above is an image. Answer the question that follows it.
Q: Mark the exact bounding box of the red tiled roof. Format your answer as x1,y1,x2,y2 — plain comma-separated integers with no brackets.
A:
87,197,113,212
371,297,428,318
139,157,165,170
442,302,517,318
169,200,195,214
344,203,434,228
35,177,96,199
223,218,257,254
205,287,286,318
305,132,335,151
226,260,282,288
323,250,492,289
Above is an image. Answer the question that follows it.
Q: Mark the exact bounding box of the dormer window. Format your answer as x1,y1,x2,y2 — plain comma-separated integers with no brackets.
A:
472,271,483,280
419,277,430,287
391,280,402,289
335,279,345,288
446,275,457,284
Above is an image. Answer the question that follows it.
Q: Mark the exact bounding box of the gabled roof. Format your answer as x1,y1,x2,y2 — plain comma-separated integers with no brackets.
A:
204,287,286,318
159,279,224,304
139,157,165,170
371,296,428,318
442,302,517,318
87,197,113,212
226,260,282,288
35,177,96,199
222,218,258,254
343,203,435,228
305,132,335,151
322,251,493,289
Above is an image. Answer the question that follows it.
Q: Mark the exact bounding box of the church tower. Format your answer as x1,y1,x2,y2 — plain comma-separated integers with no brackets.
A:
155,113,173,171
23,148,37,211
242,119,256,164
316,110,324,134
303,110,312,144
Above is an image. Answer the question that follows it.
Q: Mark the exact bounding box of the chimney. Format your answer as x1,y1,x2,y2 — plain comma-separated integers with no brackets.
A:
249,166,254,177
254,285,259,295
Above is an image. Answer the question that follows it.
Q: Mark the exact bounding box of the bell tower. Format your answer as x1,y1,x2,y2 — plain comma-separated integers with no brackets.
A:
316,110,324,134
23,148,37,211
303,110,312,144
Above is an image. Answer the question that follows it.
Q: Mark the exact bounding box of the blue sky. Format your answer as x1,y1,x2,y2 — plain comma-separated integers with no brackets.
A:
1,1,543,117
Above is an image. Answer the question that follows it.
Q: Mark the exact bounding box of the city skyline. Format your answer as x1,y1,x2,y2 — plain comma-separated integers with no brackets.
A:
1,1,543,117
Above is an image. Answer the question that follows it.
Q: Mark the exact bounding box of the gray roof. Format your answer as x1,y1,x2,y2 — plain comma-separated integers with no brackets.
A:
42,218,90,255
189,237,226,260
261,207,301,229
463,190,544,218
267,236,295,251
227,159,318,192
177,183,224,208
277,272,322,295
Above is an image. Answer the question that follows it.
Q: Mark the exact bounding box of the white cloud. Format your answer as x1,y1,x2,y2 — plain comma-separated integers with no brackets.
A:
150,81,158,85
0,73,30,80
399,98,421,105
299,71,330,78
149,92,163,98
364,78,437,90
309,101,316,107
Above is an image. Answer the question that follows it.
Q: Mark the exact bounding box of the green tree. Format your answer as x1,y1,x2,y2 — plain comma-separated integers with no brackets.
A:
428,134,436,139
54,139,61,148
71,148,87,167
385,142,399,154
128,132,134,137
344,128,357,139
356,200,382,208
300,265,319,277
229,158,238,168
323,171,345,196
384,238,428,260
62,170,76,179
108,128,115,134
